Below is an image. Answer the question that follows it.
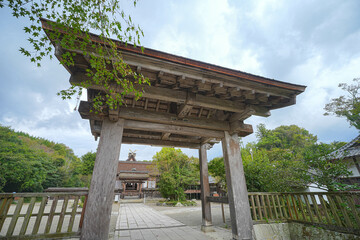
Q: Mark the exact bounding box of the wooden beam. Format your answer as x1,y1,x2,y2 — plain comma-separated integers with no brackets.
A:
178,104,193,118
229,121,253,136
161,132,171,140
229,107,256,122
124,119,224,139
81,119,124,240
222,131,253,240
78,101,231,131
207,196,229,204
121,55,302,98
122,137,200,149
70,72,249,113
199,144,214,232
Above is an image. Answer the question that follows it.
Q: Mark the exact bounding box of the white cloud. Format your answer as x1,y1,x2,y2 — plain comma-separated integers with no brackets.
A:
1,0,359,160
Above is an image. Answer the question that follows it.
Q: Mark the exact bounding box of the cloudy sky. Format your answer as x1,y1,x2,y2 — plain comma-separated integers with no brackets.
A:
0,0,359,160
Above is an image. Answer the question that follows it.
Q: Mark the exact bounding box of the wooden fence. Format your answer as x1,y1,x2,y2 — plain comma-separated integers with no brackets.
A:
0,192,88,239
209,191,360,234
284,192,360,234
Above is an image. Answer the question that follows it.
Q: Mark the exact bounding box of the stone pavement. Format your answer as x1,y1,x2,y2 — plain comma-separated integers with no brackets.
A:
113,203,212,240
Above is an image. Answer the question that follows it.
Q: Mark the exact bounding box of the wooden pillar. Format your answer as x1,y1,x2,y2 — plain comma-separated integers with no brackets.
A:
199,143,214,232
81,119,124,240
222,131,253,240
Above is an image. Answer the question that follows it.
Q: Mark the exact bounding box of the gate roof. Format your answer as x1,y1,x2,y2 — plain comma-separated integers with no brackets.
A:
42,19,306,149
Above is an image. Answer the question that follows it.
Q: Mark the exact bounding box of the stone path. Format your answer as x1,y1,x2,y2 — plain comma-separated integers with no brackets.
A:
113,204,211,240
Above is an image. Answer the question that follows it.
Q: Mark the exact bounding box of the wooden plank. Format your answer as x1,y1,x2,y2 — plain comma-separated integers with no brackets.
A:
122,137,201,149
318,195,331,225
281,196,289,219
207,196,228,204
335,195,352,228
79,102,232,131
290,195,299,220
56,196,69,233
303,195,315,223
295,195,306,221
6,198,24,236
285,195,293,220
0,192,88,198
0,197,12,230
19,197,36,236
45,197,58,233
229,107,256,122
161,132,171,140
79,195,87,229
199,144,213,231
222,131,253,239
327,195,343,226
124,119,224,138
68,196,80,232
265,195,273,220
255,195,263,220
310,195,321,223
250,195,257,221
346,195,360,228
32,197,47,235
81,119,124,240
71,73,254,113
272,195,279,219
276,195,284,219
261,195,268,220
229,121,253,136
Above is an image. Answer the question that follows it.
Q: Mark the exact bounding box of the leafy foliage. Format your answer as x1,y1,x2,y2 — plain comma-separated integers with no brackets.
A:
80,151,96,175
1,0,149,112
256,124,317,153
0,125,84,192
152,148,199,201
208,124,354,193
303,142,352,191
324,78,360,130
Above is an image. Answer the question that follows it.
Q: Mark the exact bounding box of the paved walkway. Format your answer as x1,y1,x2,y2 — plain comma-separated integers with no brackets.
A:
113,204,211,240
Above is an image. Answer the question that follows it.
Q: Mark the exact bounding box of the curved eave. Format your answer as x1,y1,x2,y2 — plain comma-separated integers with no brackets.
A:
40,18,306,95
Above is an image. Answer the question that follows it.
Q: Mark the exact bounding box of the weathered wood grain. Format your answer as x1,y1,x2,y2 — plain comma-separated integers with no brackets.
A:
32,197,47,235
6,198,24,236
81,118,124,240
222,131,253,240
19,197,36,236
199,144,213,232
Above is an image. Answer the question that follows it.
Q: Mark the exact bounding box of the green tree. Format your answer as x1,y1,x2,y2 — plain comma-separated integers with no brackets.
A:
256,124,317,154
0,125,84,192
79,151,96,187
1,0,149,112
324,78,360,130
152,148,198,201
81,152,96,175
208,125,351,193
303,142,352,191
208,157,226,186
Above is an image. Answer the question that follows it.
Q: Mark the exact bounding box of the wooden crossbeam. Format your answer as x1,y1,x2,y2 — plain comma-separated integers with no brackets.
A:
122,137,200,149
78,101,231,131
70,72,256,113
124,120,224,138
161,132,171,140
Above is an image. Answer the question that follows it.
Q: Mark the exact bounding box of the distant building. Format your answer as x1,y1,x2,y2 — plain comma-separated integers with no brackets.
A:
328,135,360,188
115,152,159,198
115,151,219,199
